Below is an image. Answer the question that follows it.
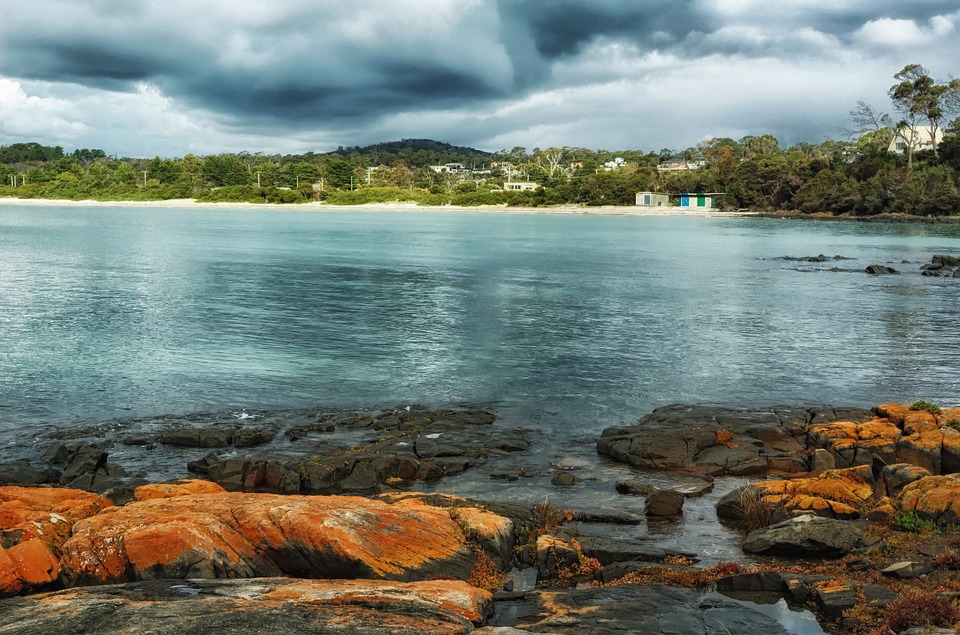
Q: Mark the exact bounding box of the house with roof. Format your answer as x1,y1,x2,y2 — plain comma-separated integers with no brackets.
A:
657,159,706,171
888,125,944,154
504,181,539,192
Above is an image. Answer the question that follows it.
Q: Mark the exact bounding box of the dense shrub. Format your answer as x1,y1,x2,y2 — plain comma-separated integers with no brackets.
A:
884,590,959,633
911,400,942,414
891,510,938,533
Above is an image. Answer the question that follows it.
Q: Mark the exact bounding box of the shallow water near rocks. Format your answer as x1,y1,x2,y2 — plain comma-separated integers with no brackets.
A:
3,205,959,634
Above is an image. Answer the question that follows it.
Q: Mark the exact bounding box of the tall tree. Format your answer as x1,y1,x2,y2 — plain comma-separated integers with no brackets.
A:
847,101,894,155
889,64,960,167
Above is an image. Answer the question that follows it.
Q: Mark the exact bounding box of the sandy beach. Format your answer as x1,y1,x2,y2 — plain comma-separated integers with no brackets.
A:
0,197,750,217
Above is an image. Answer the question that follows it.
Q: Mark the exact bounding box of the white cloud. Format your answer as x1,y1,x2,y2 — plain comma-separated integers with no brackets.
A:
855,18,926,47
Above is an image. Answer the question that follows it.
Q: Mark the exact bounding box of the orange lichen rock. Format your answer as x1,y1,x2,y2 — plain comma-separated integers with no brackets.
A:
811,404,960,476
133,479,227,502
808,418,900,468
59,493,480,586
0,486,112,553
747,465,875,520
0,540,60,596
899,474,960,525
383,493,516,568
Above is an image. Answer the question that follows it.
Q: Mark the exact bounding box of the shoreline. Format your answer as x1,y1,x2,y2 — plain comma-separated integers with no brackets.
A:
0,196,749,218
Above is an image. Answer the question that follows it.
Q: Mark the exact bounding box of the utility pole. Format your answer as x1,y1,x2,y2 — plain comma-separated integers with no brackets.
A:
257,171,261,188
142,171,147,187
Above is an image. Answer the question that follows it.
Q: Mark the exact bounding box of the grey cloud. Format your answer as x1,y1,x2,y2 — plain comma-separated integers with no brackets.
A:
0,0,958,155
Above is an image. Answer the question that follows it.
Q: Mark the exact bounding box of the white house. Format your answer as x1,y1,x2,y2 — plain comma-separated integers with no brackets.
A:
657,159,705,172
503,181,539,192
888,125,944,154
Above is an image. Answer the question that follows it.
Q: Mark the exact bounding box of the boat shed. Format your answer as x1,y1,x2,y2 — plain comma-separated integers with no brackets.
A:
635,191,671,207
670,192,722,210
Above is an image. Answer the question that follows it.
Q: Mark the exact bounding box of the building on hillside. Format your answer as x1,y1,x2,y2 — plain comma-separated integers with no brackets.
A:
428,163,467,174
657,159,705,171
888,125,944,154
635,191,671,207
504,181,539,192
490,161,514,169
603,157,626,170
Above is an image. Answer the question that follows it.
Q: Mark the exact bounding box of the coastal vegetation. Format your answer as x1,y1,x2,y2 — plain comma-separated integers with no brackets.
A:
1,64,959,215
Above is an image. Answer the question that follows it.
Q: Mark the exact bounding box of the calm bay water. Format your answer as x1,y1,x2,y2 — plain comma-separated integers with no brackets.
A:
2,204,960,440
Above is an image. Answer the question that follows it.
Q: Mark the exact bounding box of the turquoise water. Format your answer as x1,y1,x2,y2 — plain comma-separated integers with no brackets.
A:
2,205,960,438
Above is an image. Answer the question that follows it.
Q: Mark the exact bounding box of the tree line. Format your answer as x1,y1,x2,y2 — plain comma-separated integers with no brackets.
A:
1,64,958,215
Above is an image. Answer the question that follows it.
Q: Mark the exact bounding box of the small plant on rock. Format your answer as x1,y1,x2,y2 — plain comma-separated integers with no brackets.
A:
884,590,960,633
891,510,939,534
714,428,736,447
532,500,565,536
911,400,942,415
467,548,505,592
945,418,960,431
737,486,774,532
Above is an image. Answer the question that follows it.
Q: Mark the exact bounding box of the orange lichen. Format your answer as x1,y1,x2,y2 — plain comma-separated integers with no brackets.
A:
133,479,226,501
60,493,479,585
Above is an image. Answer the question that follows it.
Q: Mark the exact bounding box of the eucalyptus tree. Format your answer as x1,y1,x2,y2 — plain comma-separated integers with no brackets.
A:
889,64,960,167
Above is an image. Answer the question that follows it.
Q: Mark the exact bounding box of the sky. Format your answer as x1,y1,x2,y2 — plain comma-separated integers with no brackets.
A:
1,0,959,158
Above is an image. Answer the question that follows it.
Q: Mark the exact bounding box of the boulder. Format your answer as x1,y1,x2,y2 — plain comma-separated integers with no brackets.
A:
550,471,582,487
865,264,898,274
743,465,875,520
0,486,113,553
808,418,900,468
0,461,61,486
742,514,862,556
0,539,60,596
810,449,836,471
881,464,932,498
59,493,495,586
899,474,960,525
535,532,697,581
0,578,492,634
644,488,684,517
813,583,895,621
598,405,870,477
880,561,933,579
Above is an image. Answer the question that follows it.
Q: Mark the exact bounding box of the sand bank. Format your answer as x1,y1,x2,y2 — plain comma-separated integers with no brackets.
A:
0,197,752,217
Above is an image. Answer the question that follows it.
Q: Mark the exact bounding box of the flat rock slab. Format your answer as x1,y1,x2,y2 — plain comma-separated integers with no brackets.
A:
59,492,487,586
0,578,491,634
742,514,862,557
489,585,793,634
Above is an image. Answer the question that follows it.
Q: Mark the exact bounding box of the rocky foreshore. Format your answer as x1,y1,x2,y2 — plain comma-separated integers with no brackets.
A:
4,402,960,634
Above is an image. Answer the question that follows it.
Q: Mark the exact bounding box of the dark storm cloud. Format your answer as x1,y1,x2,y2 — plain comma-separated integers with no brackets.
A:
0,1,713,126
1,0,959,155
496,0,707,58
